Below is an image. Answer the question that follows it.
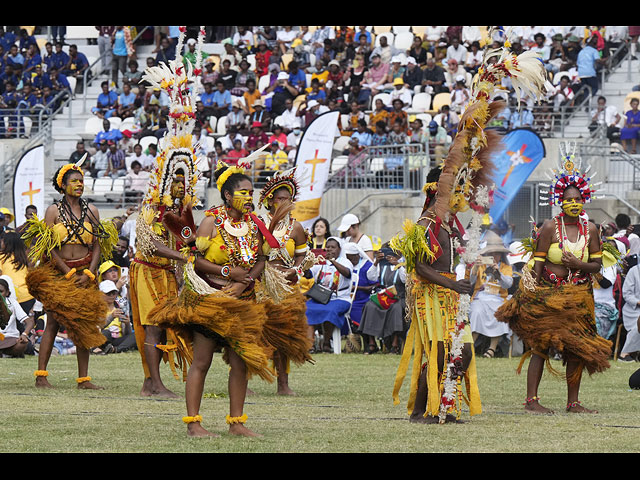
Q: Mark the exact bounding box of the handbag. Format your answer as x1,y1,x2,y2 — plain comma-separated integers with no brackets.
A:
305,265,334,305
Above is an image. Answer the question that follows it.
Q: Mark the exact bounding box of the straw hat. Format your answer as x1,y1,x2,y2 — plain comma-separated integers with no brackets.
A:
479,230,510,255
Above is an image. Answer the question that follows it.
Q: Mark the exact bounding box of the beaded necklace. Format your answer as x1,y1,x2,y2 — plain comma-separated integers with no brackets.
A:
553,213,590,285
56,197,109,247
209,205,259,269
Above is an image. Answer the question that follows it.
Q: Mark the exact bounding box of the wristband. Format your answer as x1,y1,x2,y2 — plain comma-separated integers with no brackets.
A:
64,268,77,279
83,269,96,281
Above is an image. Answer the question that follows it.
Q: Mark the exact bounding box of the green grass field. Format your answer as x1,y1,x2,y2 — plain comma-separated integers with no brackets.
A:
1,349,639,453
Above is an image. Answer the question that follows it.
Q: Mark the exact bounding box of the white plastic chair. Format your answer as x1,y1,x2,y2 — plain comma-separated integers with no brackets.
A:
372,92,392,108
330,155,348,173
216,117,227,135
258,74,271,94
84,116,104,136
332,136,351,153
394,31,414,50
138,135,158,151
411,92,432,112
108,116,122,130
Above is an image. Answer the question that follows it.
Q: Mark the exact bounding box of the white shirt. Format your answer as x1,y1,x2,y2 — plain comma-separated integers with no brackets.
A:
310,256,353,302
345,234,373,254
280,106,302,130
594,265,617,308
0,296,28,339
590,105,620,127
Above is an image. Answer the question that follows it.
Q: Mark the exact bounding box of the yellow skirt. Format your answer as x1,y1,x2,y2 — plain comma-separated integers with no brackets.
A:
260,287,314,370
25,262,108,350
129,259,192,381
393,273,481,420
148,283,275,383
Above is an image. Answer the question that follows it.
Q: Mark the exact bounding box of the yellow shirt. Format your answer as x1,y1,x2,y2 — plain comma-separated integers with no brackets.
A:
52,221,94,246
0,257,33,303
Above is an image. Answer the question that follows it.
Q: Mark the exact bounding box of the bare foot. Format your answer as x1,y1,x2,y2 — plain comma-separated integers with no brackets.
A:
229,423,262,438
140,378,179,398
77,380,104,390
524,399,554,415
567,402,597,414
35,376,54,389
277,384,297,396
187,423,220,438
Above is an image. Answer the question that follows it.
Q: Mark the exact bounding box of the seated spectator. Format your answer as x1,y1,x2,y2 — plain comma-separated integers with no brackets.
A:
155,36,176,65
351,119,372,147
50,41,70,71
117,82,137,119
341,242,379,334
469,232,514,358
389,78,412,110
445,36,468,67
246,121,268,153
443,59,467,91
465,41,483,75
361,53,388,97
305,237,353,353
69,140,91,165
276,26,297,55
421,57,447,95
279,97,302,134
589,95,621,142
242,78,261,115
371,120,388,147
5,44,24,69
299,99,321,128
265,71,299,117
44,67,71,97
357,246,407,355
126,142,154,171
123,59,142,87
450,76,471,114
0,277,35,358
210,79,232,119
264,140,289,171
124,160,150,200
231,58,256,96
232,26,254,55
106,140,127,178
147,86,170,116
306,77,327,104
225,99,247,132
219,125,244,152
225,139,248,167
93,118,123,147
253,39,273,77
64,44,90,87
620,97,640,154
23,44,42,77
337,213,374,260
248,98,271,132
267,124,288,150
96,277,135,354
403,56,423,92
388,100,408,132
92,81,119,118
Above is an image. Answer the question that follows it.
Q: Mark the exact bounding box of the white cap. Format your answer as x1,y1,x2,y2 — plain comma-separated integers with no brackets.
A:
99,280,119,294
186,38,196,46
307,99,319,108
277,71,289,80
337,213,360,233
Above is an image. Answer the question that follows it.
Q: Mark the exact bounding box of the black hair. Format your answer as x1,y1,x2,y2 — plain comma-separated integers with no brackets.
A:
0,278,9,294
0,231,29,270
214,166,252,205
118,235,129,246
52,164,83,194
26,205,36,212
616,213,631,229
131,160,142,169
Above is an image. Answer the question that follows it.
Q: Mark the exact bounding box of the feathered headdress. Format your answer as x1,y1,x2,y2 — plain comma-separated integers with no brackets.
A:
432,27,549,223
258,167,300,207
539,141,601,207
140,26,205,208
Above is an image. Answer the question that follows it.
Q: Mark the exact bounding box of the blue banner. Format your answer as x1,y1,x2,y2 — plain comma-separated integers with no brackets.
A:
489,128,545,223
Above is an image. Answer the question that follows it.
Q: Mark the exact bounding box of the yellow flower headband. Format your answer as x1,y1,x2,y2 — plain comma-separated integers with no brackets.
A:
215,165,246,192
56,154,87,188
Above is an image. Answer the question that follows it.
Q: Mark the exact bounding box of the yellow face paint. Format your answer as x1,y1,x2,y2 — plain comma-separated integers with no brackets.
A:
171,176,185,199
561,198,584,217
231,189,253,213
65,177,84,197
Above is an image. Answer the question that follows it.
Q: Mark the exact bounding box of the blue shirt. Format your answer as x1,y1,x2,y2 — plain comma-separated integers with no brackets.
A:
6,53,24,68
577,45,600,78
50,51,69,71
354,30,372,44
307,89,326,103
24,53,41,72
94,129,123,144
0,32,16,52
288,69,307,90
44,72,70,90
119,92,136,107
352,131,372,146
212,89,232,110
18,92,38,108
97,90,118,108
113,29,127,56
68,52,89,73
199,90,216,107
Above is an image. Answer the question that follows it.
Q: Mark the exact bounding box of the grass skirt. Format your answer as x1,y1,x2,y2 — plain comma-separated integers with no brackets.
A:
148,284,275,383
260,287,314,368
129,260,192,381
25,262,108,350
495,281,612,382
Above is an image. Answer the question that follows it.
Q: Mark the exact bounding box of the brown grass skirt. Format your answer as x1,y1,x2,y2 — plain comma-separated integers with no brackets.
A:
148,285,275,383
496,282,611,381
26,263,108,350
261,289,314,367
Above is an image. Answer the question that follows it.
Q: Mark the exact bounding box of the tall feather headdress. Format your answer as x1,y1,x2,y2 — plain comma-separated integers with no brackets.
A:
140,26,205,209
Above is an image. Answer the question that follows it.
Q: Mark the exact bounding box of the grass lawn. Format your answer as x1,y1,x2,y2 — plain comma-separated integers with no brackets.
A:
1,349,639,453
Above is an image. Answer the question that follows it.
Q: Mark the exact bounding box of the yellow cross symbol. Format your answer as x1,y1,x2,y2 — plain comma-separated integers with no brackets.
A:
21,182,41,205
304,149,327,191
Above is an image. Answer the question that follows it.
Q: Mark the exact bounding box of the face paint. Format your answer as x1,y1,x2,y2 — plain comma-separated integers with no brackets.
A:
171,176,185,199
66,177,84,197
231,189,253,213
561,198,584,217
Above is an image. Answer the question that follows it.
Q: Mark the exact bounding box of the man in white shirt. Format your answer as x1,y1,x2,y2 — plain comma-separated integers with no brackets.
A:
279,97,301,134
126,143,154,172
445,37,468,66
589,95,621,140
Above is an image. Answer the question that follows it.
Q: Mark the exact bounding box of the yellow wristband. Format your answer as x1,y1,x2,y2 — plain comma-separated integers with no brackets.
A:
591,253,602,258
83,269,96,281
64,268,77,279
182,415,203,424
225,414,248,425
533,257,545,262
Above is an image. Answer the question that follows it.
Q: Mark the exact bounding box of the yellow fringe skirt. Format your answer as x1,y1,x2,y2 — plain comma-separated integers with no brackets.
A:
147,282,275,383
25,262,108,350
496,281,612,382
129,259,192,381
393,273,482,420
260,287,314,369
